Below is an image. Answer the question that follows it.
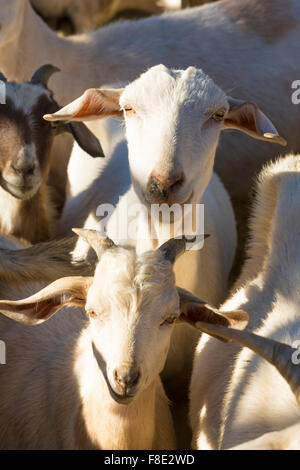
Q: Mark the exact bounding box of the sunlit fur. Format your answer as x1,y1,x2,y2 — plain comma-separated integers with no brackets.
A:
0,244,179,449
190,154,300,450
231,422,300,450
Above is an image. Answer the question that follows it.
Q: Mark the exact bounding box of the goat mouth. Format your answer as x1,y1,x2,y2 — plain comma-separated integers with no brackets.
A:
91,343,138,406
0,177,38,200
144,190,194,207
177,190,194,205
109,388,136,405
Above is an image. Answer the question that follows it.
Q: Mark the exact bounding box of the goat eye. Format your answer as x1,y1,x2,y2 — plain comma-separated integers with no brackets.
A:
160,315,177,326
86,309,97,319
123,105,136,115
212,109,226,122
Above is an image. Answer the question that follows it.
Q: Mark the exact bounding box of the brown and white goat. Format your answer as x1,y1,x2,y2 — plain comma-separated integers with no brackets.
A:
0,65,103,244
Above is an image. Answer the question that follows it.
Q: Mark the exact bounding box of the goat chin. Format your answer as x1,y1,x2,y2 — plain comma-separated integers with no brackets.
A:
0,178,40,201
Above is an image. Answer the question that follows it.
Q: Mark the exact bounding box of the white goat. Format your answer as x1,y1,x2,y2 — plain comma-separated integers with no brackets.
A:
189,154,300,450
45,65,285,396
1,0,299,202
0,66,102,243
0,230,246,449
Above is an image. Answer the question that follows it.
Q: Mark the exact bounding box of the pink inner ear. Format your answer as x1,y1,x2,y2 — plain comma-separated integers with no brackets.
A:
74,89,123,119
223,310,249,331
33,299,59,320
182,302,230,327
3,297,62,320
226,103,258,133
228,317,238,326
0,294,64,321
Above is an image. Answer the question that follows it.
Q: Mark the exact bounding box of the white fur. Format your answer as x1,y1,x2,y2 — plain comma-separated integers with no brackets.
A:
0,240,182,449
190,154,300,450
0,187,23,235
231,423,300,450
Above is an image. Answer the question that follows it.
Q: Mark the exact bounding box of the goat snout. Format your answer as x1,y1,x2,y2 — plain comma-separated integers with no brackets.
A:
113,365,141,396
11,163,36,179
146,171,184,204
0,159,40,200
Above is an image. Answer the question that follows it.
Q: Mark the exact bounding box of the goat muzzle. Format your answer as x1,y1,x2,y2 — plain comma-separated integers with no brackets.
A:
145,172,185,204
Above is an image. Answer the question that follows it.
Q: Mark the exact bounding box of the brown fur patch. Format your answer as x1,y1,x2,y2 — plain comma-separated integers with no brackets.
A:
0,102,32,171
0,89,59,243
220,0,297,44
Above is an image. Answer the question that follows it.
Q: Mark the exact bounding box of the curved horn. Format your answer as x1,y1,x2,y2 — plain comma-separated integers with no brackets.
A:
31,64,60,88
196,322,300,406
0,72,7,83
73,228,116,260
158,235,210,265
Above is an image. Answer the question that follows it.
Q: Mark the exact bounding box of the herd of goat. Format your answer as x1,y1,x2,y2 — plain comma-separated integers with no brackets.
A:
0,0,299,450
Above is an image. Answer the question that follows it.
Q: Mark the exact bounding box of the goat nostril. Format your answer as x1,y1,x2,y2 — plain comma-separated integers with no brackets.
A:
114,369,122,385
147,173,185,201
147,177,169,202
25,166,35,177
149,178,163,193
114,367,141,390
131,371,140,387
12,165,35,177
170,173,184,191
12,165,22,175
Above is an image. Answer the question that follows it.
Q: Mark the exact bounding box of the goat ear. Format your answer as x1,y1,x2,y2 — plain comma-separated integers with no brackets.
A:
0,277,92,326
43,88,124,122
63,122,105,158
177,287,248,341
224,97,287,147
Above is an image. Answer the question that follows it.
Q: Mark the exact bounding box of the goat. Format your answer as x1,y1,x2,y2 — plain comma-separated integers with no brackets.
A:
189,154,300,450
1,0,299,204
0,230,246,449
0,65,102,244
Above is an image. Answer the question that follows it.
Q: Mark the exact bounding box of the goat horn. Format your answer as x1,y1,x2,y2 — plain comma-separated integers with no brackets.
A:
73,228,116,260
196,322,300,406
158,234,210,265
31,64,60,88
0,72,7,83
